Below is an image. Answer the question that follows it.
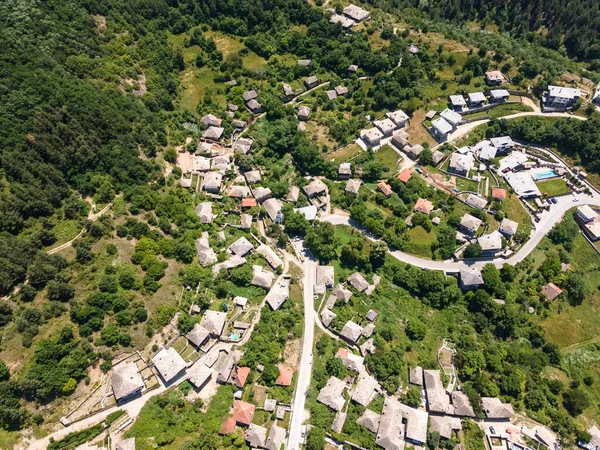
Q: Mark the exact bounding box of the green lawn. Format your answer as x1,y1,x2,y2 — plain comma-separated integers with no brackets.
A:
326,143,363,165
404,226,437,258
374,145,402,174
536,178,571,197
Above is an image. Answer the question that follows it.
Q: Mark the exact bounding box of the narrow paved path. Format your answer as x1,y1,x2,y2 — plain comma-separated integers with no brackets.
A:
287,246,316,450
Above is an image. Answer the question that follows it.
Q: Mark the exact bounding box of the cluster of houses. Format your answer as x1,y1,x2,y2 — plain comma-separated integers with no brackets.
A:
361,109,410,147
448,88,510,112
317,360,518,450
328,3,370,30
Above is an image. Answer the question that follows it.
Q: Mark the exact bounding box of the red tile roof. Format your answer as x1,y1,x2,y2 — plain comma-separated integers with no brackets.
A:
397,169,412,183
231,366,251,388
377,182,393,197
219,417,236,435
492,187,507,200
242,198,257,207
232,400,255,426
541,282,562,301
275,364,294,387
414,198,433,215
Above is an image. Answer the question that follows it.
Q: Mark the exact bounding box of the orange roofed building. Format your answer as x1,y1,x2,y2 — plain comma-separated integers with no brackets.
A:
219,417,237,435
242,198,257,208
275,364,294,387
413,198,433,215
491,187,507,201
377,182,393,197
230,366,251,388
397,169,412,183
232,400,256,426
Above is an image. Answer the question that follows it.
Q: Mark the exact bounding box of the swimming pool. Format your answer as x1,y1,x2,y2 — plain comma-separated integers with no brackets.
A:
534,169,558,181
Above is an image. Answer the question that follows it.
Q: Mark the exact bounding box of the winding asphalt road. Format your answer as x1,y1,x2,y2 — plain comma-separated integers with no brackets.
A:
322,193,600,273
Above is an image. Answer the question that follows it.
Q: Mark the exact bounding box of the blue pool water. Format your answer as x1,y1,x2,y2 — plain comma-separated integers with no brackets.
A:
231,333,239,340
534,170,558,180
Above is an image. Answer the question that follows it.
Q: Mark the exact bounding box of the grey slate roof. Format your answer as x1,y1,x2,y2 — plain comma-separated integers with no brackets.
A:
112,361,144,401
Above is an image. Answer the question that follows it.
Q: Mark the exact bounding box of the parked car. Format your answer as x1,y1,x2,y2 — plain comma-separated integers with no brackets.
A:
489,426,497,435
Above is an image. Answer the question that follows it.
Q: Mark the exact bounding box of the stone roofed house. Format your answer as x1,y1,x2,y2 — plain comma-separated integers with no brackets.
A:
331,411,347,434
212,255,247,276
374,117,397,136
363,127,384,146
217,350,242,383
316,265,335,294
203,126,224,141
303,178,327,198
115,438,136,450
203,172,222,193
357,409,381,433
212,154,231,172
340,320,364,343
228,185,251,199
304,75,318,89
265,276,290,310
240,213,252,230
335,85,349,97
378,182,393,198
264,398,276,412
246,99,263,113
460,267,484,290
409,366,424,386
201,113,222,128
413,198,434,215
348,272,369,293
282,83,294,99
246,423,267,447
195,202,214,224
263,198,283,223
230,366,251,389
317,376,346,411
321,309,336,327
486,70,506,85
360,338,376,355
366,309,378,322
152,347,187,384
232,119,247,128
326,89,338,101
242,90,258,102
477,230,504,256
430,415,462,440
588,425,600,450
440,108,462,127
546,85,581,108
490,89,510,102
405,144,424,160
481,397,515,419
336,347,364,372
466,194,488,210
227,103,239,112
275,364,294,386
362,322,375,338
448,152,474,176
377,397,404,450
432,117,453,141
234,137,253,154
200,310,227,337
196,234,217,267
287,185,300,202
392,130,409,149
399,403,429,445
111,361,144,402
297,59,311,66
499,218,519,238
251,265,275,289
256,243,283,269
266,424,286,450
467,92,486,107
351,372,380,406
186,323,210,348
348,64,358,74
298,105,311,121
541,282,563,301
423,369,453,414
219,417,236,436
229,236,254,257
451,391,475,417
343,3,370,21
194,154,211,172
331,284,353,303
525,425,559,450
252,186,272,203
459,213,482,236
244,170,261,184
450,94,467,110
295,205,318,221
492,187,507,201
339,162,352,179
386,109,409,127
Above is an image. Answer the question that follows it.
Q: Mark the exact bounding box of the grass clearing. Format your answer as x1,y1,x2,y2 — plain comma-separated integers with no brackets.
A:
326,143,363,164
404,226,437,258
408,109,437,147
536,178,571,197
374,145,402,174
